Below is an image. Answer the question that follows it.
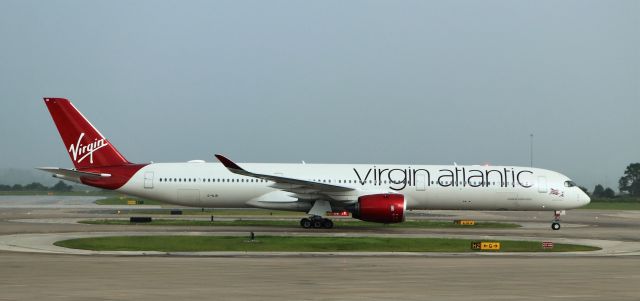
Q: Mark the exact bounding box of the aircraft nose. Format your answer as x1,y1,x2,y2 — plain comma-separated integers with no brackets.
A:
579,190,591,206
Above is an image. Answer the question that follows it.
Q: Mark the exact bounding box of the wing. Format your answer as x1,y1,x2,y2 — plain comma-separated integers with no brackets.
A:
214,154,357,202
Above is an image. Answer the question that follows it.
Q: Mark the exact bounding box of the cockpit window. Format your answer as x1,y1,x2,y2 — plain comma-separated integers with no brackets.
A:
564,181,576,187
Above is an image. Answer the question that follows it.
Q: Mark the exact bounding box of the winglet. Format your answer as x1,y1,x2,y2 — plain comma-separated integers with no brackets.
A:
214,154,245,171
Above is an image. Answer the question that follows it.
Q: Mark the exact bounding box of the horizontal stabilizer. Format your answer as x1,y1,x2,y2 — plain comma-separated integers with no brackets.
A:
37,167,111,179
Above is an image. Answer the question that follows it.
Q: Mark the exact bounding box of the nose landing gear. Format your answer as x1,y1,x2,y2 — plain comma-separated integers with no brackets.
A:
551,210,562,230
300,216,334,229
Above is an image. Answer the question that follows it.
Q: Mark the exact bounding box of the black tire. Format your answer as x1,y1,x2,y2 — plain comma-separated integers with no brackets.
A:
300,218,312,229
322,219,334,229
551,222,561,230
313,220,323,228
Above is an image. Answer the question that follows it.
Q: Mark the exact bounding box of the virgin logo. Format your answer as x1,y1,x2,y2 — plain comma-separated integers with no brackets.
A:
68,133,108,164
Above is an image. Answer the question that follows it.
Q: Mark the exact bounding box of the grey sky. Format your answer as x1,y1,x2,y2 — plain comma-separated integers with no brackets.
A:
0,0,638,190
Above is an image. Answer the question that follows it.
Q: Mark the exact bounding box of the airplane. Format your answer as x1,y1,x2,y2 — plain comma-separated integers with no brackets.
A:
39,97,590,230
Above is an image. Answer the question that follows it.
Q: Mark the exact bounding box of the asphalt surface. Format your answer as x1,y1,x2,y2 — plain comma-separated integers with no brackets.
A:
0,195,639,301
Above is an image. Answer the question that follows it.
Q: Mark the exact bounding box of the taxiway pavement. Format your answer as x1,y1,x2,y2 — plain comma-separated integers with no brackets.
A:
0,195,639,300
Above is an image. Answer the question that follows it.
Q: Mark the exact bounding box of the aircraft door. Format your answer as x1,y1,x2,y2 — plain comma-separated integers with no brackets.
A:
144,172,154,189
537,176,547,193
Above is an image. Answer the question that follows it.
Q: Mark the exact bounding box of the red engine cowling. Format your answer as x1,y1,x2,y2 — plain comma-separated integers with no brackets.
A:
350,194,406,223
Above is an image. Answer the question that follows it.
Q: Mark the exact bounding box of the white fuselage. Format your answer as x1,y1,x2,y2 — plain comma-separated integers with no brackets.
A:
118,162,590,212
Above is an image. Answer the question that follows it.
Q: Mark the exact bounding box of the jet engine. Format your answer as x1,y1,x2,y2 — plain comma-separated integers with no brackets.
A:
348,194,406,223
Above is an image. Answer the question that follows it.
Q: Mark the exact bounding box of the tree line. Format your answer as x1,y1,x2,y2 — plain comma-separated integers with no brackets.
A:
0,180,73,192
579,163,640,198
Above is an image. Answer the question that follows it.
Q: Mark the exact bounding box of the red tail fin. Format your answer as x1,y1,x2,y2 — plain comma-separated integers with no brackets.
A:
44,98,130,169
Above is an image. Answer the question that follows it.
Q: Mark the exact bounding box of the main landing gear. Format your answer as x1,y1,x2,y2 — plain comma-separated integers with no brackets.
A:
551,210,562,230
300,216,333,229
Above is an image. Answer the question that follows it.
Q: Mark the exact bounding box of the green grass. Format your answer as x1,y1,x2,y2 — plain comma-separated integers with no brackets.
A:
583,202,640,210
0,190,114,196
583,197,640,210
80,218,520,229
94,197,166,206
116,208,306,216
54,235,599,252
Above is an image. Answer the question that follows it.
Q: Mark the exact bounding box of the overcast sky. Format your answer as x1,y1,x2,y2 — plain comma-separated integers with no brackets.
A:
0,0,638,190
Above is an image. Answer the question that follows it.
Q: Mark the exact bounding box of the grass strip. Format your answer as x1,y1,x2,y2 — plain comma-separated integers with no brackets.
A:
112,209,305,216
95,197,166,206
54,235,599,252
80,219,520,229
582,202,640,210
0,191,114,196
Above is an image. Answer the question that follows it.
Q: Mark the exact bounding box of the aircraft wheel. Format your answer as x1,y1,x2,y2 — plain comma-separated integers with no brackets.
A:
322,219,334,229
313,219,323,228
551,222,561,230
300,218,312,229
